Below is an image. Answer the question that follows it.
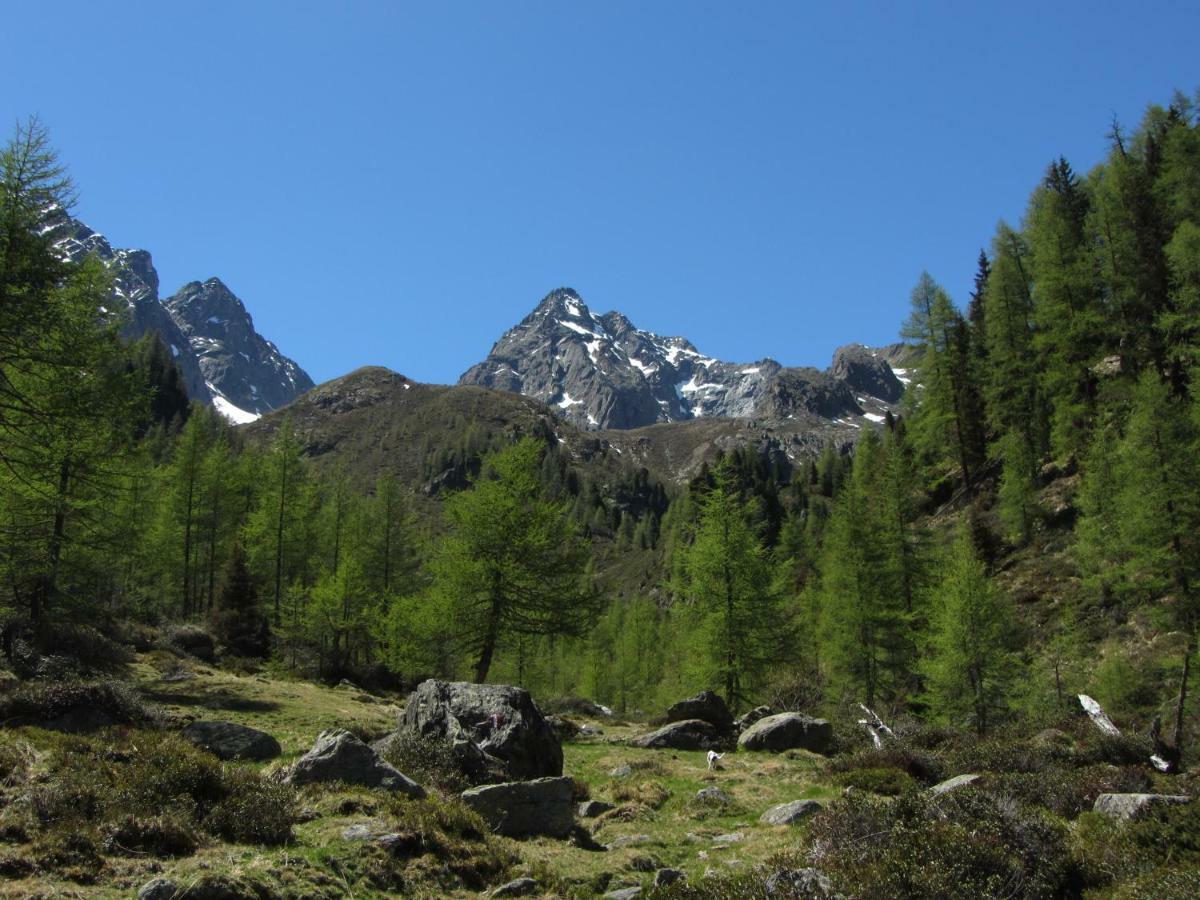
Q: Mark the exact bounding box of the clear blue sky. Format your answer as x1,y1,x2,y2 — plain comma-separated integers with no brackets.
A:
4,1,1198,385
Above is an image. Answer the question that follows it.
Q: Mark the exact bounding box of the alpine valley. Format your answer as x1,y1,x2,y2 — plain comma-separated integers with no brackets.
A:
2,89,1200,900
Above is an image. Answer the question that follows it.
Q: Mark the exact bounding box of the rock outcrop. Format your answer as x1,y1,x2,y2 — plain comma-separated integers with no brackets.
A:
182,720,281,761
459,288,905,430
663,690,734,732
460,776,576,837
631,719,724,751
1093,793,1191,821
399,680,562,783
286,729,425,797
737,713,832,754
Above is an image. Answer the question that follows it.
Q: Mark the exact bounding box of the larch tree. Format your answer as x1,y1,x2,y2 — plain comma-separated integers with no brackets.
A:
429,437,599,684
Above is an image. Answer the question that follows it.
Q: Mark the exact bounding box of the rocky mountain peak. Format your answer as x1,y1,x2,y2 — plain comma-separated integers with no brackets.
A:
45,212,312,423
460,289,906,430
166,278,314,422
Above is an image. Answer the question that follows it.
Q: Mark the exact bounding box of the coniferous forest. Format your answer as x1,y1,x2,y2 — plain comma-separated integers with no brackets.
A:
2,94,1200,897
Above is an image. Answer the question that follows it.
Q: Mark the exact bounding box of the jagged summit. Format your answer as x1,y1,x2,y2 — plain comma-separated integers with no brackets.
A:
45,213,313,423
166,278,314,421
460,288,905,430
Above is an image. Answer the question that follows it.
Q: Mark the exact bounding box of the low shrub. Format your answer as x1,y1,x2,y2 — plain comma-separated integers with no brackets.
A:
0,677,158,728
808,789,1074,899
204,766,296,846
376,730,468,793
612,780,670,809
828,743,944,786
1071,800,1200,892
835,766,915,796
162,623,216,661
984,764,1151,818
101,814,199,857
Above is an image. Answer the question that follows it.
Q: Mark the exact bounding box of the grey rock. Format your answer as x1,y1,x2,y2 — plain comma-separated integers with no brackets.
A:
579,799,616,817
400,679,562,783
546,714,581,741
609,764,633,778
831,344,904,403
632,719,723,751
760,799,823,825
764,868,837,898
460,776,575,837
654,868,686,888
665,690,734,731
928,774,980,796
286,729,425,797
629,854,662,872
182,721,281,761
712,832,744,843
491,877,538,897
738,713,832,754
1094,792,1192,821
695,787,732,804
138,878,180,900
735,705,774,732
341,823,379,841
604,889,642,900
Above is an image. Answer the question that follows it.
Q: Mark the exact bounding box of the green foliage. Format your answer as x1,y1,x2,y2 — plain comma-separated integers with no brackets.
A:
673,459,789,706
376,730,469,793
923,527,1021,735
429,436,600,683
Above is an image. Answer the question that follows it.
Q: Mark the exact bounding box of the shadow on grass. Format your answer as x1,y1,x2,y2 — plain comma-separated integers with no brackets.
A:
142,685,281,713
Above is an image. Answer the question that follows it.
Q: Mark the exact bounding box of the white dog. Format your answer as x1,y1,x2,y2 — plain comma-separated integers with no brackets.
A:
706,750,724,770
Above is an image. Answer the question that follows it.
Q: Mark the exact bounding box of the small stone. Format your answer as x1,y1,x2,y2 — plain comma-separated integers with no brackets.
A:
628,854,662,872
712,832,744,843
928,774,980,796
604,888,642,900
138,878,179,900
764,868,836,898
695,786,731,804
609,764,633,778
1094,793,1192,821
342,823,377,841
491,876,538,897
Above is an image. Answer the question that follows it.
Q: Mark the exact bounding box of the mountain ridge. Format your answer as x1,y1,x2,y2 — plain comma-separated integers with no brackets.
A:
459,287,906,431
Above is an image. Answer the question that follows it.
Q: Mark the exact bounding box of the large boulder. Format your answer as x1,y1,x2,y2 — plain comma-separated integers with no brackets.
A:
399,680,562,783
631,719,723,751
738,713,832,754
286,729,425,797
182,720,281,761
1093,793,1191,821
460,776,575,837
664,690,733,731
760,799,823,825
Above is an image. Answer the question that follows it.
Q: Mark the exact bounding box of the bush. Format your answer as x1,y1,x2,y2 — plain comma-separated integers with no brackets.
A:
1071,801,1200,892
376,731,468,793
204,766,295,846
0,677,158,728
101,814,199,857
162,624,216,661
828,743,944,786
985,764,1151,818
835,767,915,796
808,789,1073,899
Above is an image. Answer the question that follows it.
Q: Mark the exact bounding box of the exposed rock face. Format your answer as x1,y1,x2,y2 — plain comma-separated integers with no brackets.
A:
760,799,823,825
631,719,723,751
830,344,904,404
45,212,312,423
166,278,314,419
399,680,562,783
737,713,832,754
664,690,734,732
182,721,281,761
286,729,425,797
460,776,576,837
735,705,774,732
459,288,904,430
1093,793,1191,821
